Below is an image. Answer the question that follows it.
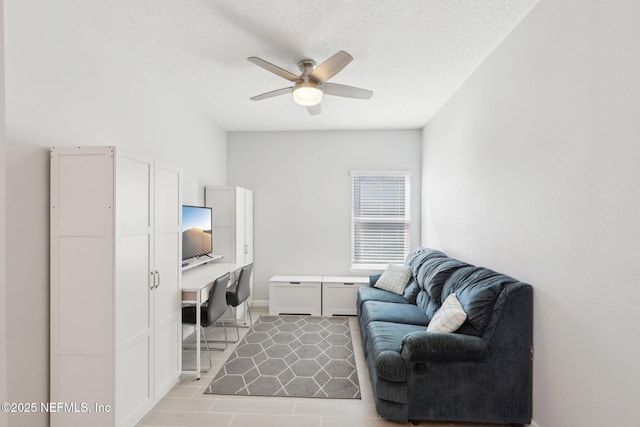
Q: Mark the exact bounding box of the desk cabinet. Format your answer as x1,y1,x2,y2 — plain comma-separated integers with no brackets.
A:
50,147,182,427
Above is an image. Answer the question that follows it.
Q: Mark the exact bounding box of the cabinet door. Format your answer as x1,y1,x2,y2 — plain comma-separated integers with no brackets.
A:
235,187,246,263
153,163,182,398
244,189,254,265
51,146,116,427
244,190,254,313
116,155,154,426
205,186,236,262
232,187,253,265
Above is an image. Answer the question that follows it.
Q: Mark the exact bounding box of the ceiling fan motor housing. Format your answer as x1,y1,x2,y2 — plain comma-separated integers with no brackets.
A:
298,59,316,76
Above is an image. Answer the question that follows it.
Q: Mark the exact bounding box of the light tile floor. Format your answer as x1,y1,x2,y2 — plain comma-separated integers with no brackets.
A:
136,307,513,427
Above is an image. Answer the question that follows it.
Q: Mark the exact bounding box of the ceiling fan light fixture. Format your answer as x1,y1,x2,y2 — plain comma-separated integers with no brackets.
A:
248,52,372,115
293,81,323,106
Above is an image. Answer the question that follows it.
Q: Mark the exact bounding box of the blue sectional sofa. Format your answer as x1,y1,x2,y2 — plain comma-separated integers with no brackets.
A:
357,248,533,425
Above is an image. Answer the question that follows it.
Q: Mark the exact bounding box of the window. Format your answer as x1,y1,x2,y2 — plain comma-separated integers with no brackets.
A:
351,172,410,269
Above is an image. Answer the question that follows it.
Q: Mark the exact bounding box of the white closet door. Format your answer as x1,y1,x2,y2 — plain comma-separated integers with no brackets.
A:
153,163,182,398
244,190,254,310
244,189,254,265
50,146,115,427
235,187,246,264
116,155,154,426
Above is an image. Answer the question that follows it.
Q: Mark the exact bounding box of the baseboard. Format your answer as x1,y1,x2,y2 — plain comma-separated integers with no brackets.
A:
250,299,268,307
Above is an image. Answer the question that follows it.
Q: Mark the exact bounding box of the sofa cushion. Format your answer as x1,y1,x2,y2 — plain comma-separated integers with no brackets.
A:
361,301,429,328
365,321,427,382
420,257,471,299
402,279,420,304
398,248,447,304
369,273,382,286
404,247,447,273
415,256,469,300
357,286,409,313
374,264,412,295
412,256,470,321
426,293,467,333
442,266,517,334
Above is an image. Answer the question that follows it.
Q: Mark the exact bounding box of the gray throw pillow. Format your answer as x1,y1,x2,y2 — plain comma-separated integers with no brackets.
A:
374,264,412,295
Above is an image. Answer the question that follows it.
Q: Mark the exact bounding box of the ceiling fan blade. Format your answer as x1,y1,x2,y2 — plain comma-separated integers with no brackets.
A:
309,51,353,83
306,104,321,116
248,57,300,82
250,87,292,101
323,82,373,99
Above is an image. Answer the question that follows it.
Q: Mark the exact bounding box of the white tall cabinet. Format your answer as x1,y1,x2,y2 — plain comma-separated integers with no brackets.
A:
205,186,253,319
205,186,253,265
50,147,182,427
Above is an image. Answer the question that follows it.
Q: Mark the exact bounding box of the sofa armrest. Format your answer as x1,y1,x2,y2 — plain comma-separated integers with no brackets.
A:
401,331,488,363
369,273,382,287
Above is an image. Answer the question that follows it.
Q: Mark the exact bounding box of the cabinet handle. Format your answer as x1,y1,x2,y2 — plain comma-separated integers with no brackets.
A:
150,271,161,289
290,281,301,285
343,282,355,286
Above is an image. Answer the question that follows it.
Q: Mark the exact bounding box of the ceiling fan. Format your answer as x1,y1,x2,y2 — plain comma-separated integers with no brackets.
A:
247,51,373,115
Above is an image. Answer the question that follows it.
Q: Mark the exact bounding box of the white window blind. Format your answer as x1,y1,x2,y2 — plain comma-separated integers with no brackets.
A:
351,173,410,268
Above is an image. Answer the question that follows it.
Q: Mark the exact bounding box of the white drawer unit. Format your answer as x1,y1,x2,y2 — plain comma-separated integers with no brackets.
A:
322,276,370,316
269,275,323,316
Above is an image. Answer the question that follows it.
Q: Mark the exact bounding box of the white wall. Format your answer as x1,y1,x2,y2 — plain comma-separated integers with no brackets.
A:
4,1,226,425
227,130,421,303
421,0,640,426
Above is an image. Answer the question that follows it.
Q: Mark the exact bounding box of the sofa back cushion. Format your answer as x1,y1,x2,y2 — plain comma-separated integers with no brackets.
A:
405,247,446,267
409,251,469,321
398,248,444,304
402,279,420,303
441,266,518,336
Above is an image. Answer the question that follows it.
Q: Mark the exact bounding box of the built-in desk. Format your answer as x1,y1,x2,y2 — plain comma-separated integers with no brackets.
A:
181,254,223,272
181,261,242,379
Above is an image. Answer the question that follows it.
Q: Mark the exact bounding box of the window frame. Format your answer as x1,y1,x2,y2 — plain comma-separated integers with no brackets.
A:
350,170,411,271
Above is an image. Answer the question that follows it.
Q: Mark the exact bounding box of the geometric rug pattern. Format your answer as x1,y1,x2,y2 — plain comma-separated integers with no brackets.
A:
206,316,360,399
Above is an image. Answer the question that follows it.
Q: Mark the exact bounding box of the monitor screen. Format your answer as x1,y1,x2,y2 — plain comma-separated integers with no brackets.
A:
182,205,213,260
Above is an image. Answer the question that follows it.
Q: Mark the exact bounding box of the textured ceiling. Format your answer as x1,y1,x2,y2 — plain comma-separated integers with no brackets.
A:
61,0,539,131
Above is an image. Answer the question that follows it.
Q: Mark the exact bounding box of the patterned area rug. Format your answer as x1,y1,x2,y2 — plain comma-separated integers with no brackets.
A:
206,316,361,399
